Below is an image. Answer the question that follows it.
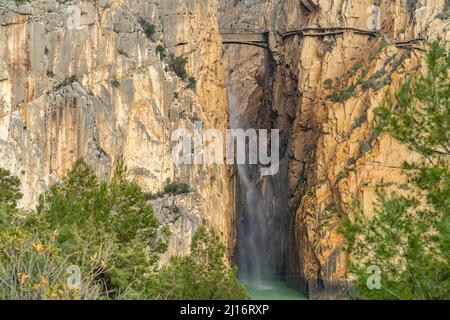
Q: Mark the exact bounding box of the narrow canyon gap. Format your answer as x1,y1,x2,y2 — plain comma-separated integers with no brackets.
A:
220,0,304,299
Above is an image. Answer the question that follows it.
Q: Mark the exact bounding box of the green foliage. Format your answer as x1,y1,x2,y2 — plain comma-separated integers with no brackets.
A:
436,0,450,19
167,54,198,90
148,226,249,300
111,78,120,88
341,185,449,299
348,62,363,76
323,37,336,52
169,54,189,80
376,40,450,157
139,18,156,39
0,168,22,226
0,161,247,300
145,180,190,200
323,78,333,88
156,45,166,60
1,159,165,299
328,85,356,103
187,76,197,90
341,40,450,300
407,0,418,21
0,228,111,300
164,181,190,195
55,75,78,91
36,160,160,243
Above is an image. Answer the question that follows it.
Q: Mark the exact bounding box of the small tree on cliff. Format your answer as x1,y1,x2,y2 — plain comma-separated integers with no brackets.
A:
341,40,449,300
0,168,22,227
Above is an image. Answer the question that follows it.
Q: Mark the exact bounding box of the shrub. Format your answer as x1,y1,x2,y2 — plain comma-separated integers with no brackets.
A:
111,78,120,88
0,228,110,300
164,181,190,195
169,54,189,80
148,226,249,300
139,18,156,39
187,76,197,90
328,85,356,103
156,45,166,60
1,160,166,299
323,78,333,88
0,168,22,225
0,161,247,300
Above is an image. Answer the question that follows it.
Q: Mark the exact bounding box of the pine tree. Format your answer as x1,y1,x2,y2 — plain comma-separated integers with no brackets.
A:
341,40,450,300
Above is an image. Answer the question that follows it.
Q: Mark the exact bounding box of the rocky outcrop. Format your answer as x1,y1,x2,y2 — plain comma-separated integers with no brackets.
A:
0,0,234,260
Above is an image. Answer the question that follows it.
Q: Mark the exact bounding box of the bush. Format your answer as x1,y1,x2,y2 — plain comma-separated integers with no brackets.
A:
0,161,247,300
148,226,249,300
323,78,333,88
187,76,197,90
1,160,166,299
111,78,120,88
328,85,356,103
139,18,156,39
169,54,189,80
0,168,22,226
0,228,110,300
164,181,190,195
156,45,166,60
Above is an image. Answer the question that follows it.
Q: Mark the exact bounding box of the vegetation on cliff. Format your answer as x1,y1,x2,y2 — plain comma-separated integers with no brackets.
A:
341,40,449,300
148,226,248,300
0,161,248,300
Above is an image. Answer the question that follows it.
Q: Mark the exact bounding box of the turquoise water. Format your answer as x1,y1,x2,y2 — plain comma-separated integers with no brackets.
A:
243,280,307,300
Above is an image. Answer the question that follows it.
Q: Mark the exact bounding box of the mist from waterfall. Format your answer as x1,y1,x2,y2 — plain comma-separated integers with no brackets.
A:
228,87,272,284
236,165,270,282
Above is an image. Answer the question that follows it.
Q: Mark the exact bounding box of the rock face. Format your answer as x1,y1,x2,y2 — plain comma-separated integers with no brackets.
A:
264,0,449,298
221,0,449,299
0,0,235,260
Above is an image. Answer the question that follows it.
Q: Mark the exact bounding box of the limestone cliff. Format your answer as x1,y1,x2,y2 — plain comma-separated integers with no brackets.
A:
0,0,234,262
220,0,449,299
264,0,449,298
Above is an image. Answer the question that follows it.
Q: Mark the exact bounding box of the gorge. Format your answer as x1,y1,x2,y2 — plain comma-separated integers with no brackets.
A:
0,0,449,300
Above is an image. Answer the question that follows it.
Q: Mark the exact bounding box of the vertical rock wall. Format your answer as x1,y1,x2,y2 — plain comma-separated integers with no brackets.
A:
0,0,234,262
264,0,449,298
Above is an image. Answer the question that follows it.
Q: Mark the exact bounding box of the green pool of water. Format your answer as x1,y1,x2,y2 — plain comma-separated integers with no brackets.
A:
242,280,307,300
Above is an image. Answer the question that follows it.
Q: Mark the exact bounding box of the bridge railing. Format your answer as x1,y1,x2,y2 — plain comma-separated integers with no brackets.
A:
219,28,267,34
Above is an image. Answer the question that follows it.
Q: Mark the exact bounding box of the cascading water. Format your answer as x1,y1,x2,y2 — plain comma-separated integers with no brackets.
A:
228,86,269,284
236,164,268,282
228,85,305,300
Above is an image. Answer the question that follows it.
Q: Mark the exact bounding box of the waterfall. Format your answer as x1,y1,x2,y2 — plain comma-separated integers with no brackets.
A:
225,53,306,301
236,164,269,282
228,86,272,284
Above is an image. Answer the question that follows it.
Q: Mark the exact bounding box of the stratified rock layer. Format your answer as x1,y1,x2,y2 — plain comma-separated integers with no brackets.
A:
0,0,234,261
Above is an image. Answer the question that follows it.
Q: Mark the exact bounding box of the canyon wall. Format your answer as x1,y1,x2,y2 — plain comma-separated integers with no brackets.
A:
264,0,449,298
0,0,234,262
220,0,449,299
